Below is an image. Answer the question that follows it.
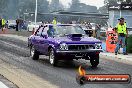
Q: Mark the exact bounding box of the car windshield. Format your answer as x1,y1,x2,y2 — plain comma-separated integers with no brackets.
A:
80,26,88,30
52,25,86,36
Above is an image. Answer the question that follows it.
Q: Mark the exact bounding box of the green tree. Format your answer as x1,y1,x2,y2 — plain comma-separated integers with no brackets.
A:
104,0,130,5
38,0,49,13
17,0,49,19
0,0,9,17
69,0,98,13
99,0,127,14
71,0,80,4
49,0,64,12
126,0,132,3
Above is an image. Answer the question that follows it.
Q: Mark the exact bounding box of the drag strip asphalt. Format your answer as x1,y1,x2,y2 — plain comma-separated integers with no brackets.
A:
0,36,131,88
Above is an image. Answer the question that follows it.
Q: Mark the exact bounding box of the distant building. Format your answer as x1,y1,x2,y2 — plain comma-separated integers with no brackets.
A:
108,3,132,29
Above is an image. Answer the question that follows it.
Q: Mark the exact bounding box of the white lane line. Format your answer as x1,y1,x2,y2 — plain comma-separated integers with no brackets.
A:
0,81,9,88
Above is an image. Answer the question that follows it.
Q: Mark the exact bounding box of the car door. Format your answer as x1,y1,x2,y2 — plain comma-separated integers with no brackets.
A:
33,27,44,52
39,26,49,55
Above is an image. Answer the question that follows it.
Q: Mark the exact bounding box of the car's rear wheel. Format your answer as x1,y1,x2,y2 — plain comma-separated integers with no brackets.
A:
30,46,39,60
90,54,99,67
49,48,58,66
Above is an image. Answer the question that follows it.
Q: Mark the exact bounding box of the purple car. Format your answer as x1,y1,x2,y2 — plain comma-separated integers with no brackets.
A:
28,24,102,67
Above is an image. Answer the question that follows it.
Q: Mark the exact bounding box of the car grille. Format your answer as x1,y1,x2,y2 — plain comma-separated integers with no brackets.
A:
68,45,95,50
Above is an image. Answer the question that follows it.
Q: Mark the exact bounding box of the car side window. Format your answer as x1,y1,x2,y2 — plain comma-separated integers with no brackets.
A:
36,27,43,36
42,27,48,34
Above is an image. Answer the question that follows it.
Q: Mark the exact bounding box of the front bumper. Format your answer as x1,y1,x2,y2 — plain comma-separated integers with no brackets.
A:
56,49,103,53
55,49,103,60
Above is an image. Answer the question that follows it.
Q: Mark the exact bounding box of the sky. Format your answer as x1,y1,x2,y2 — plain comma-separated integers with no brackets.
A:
79,0,104,8
48,0,104,9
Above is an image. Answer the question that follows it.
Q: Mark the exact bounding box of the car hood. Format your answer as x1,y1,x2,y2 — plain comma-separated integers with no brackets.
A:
54,36,101,44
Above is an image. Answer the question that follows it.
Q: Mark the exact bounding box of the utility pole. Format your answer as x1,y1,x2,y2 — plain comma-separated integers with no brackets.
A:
35,0,38,27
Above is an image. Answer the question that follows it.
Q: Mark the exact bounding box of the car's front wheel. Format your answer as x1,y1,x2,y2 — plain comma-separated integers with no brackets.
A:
30,45,39,60
49,48,58,66
90,54,99,67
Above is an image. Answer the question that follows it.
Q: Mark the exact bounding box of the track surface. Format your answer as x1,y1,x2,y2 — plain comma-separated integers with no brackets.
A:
0,36,131,88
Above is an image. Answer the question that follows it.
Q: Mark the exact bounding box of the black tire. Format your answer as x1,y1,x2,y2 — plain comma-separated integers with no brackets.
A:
30,45,39,60
90,54,99,67
49,48,58,66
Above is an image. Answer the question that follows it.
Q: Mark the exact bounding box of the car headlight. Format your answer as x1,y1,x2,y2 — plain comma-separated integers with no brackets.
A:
60,43,68,50
95,43,102,49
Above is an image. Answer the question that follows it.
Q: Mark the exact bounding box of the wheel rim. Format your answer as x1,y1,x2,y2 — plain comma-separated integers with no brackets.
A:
49,49,54,65
31,47,35,57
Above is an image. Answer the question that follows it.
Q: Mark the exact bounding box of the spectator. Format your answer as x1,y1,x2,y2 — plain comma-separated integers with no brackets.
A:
114,17,128,55
0,17,6,32
52,17,57,25
16,19,19,31
47,25,55,37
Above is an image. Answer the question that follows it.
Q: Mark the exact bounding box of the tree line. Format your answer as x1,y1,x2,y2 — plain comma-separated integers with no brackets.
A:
0,0,131,21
